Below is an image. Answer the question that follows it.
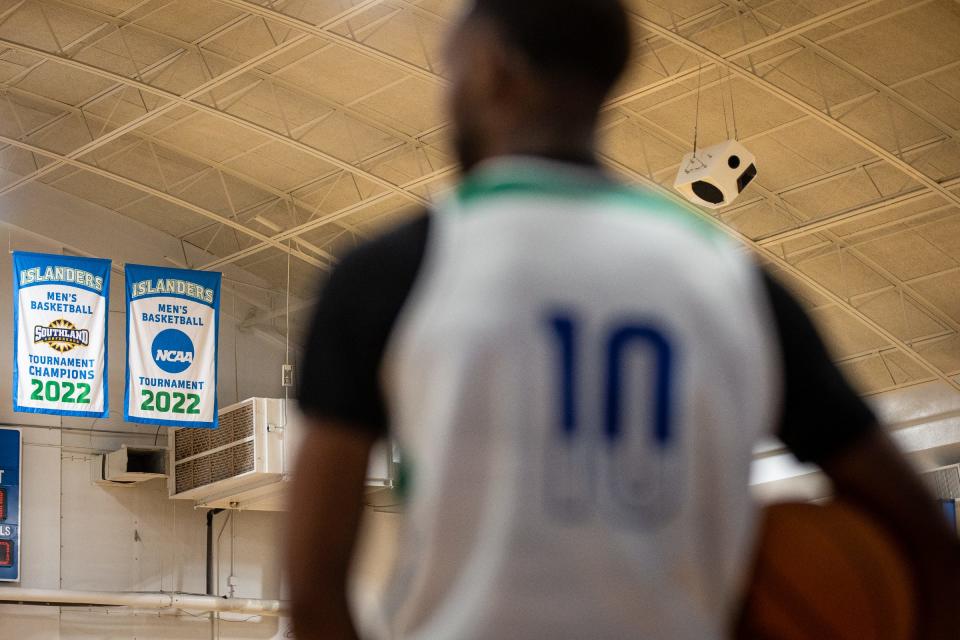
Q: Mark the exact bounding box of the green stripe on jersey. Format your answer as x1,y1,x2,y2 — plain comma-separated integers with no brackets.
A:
455,162,721,240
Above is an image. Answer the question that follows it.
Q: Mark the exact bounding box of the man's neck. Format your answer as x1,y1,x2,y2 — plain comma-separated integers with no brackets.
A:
524,149,598,167
478,144,599,169
486,123,599,168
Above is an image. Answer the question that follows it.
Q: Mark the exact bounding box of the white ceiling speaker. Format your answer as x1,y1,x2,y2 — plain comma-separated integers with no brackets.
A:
673,139,757,209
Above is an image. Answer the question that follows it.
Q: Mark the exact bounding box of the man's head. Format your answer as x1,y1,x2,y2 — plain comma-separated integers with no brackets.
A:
445,0,632,171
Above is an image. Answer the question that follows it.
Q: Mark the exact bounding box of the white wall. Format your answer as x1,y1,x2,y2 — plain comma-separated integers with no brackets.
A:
2,426,291,640
0,180,402,639
0,181,304,638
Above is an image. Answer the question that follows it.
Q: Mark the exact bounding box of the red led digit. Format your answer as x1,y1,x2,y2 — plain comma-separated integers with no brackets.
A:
0,540,11,567
0,487,6,521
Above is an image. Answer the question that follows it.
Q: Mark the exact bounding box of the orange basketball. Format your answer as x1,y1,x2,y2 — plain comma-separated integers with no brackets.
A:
736,501,918,640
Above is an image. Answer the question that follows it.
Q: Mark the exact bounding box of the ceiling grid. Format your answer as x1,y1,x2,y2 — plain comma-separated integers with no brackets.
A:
0,0,956,394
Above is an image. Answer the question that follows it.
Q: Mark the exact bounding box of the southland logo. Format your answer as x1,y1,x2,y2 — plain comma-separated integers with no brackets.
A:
34,319,89,353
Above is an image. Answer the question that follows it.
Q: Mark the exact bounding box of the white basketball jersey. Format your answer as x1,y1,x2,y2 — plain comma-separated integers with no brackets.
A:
377,157,781,640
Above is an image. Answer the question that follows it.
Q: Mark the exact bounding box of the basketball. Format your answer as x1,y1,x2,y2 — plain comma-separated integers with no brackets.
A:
736,502,918,640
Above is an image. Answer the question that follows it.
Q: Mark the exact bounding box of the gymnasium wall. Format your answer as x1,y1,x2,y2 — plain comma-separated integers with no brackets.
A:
0,180,400,639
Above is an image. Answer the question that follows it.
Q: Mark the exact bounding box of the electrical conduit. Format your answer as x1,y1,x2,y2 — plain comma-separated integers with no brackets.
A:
0,588,287,616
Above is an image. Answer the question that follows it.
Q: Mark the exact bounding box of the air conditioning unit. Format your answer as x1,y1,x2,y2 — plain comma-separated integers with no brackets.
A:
168,397,397,511
921,463,960,500
92,445,167,486
920,464,960,535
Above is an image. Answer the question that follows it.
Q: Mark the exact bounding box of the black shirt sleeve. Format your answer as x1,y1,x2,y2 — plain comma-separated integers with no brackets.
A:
762,270,878,463
297,213,431,435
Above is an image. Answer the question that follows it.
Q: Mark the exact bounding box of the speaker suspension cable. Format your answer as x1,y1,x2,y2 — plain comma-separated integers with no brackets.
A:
692,57,703,157
727,67,740,140
721,69,731,141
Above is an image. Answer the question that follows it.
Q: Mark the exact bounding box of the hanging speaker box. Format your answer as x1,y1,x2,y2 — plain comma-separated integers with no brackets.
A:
674,139,757,209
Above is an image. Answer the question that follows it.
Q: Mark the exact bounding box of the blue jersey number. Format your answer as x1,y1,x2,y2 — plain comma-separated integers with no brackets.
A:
545,312,680,527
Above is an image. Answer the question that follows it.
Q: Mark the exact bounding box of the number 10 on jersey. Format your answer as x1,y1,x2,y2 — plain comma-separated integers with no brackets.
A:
544,311,681,527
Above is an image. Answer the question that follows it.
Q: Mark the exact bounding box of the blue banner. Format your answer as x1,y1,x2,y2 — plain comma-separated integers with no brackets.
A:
0,428,22,582
125,264,221,428
12,252,111,418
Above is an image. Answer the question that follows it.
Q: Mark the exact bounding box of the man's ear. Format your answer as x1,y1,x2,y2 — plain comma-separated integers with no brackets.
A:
468,19,531,107
464,26,505,100
489,43,536,106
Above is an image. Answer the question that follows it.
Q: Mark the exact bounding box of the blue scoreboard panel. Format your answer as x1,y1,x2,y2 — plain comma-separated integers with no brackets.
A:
0,428,21,582
942,499,958,536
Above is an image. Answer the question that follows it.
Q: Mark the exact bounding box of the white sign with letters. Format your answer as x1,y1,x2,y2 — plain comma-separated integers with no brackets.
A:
125,264,221,429
12,252,111,418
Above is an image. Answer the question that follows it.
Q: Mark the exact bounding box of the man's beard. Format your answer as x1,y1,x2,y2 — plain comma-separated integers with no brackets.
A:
453,127,484,174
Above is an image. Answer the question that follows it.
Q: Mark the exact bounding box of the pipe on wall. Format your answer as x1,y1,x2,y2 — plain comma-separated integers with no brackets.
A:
206,507,226,596
0,588,287,616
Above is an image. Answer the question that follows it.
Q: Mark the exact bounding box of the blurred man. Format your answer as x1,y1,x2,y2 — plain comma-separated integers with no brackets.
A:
288,1,960,638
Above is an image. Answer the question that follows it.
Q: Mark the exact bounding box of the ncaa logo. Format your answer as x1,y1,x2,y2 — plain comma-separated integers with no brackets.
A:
152,329,194,374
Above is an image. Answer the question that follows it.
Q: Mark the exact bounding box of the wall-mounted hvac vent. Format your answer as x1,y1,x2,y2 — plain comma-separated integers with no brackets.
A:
169,398,295,509
921,464,960,500
169,397,397,511
173,401,258,494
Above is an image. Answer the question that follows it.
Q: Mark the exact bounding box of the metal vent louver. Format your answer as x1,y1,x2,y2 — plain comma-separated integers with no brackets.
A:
168,397,389,511
921,464,960,500
173,401,256,494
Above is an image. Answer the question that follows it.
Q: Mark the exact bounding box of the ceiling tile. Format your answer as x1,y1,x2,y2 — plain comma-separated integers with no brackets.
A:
911,269,960,324
819,1,960,86
856,228,957,281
